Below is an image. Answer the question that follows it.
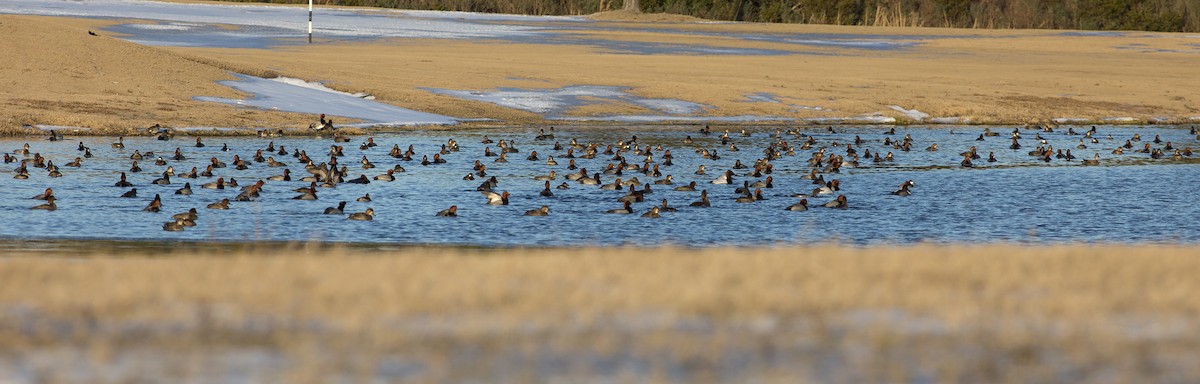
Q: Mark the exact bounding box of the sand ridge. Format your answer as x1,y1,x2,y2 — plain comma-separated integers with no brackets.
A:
3,8,1200,134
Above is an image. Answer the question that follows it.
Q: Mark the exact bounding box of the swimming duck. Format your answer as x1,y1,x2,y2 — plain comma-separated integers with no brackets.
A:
348,208,375,221
346,174,370,184
374,169,396,181
711,170,734,184
31,196,57,211
545,156,558,166
823,195,848,209
482,190,510,205
152,171,171,185
32,187,54,200
814,179,841,195
292,183,317,200
268,169,292,182
891,180,914,196
654,175,674,185
524,206,551,216
65,157,82,167
112,137,125,149
175,183,192,195
540,181,554,197
162,220,187,231
206,199,230,210
556,182,570,190
201,177,225,190
436,205,458,217
129,161,142,173
533,171,556,181
172,208,198,222
658,199,678,213
641,207,661,218
115,172,133,187
324,201,347,215
689,190,711,207
606,201,634,214
1081,153,1100,165
750,176,774,189
144,194,162,212
356,194,372,202
785,198,809,211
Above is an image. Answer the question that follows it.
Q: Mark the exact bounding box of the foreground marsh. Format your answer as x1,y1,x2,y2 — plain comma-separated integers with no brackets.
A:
1,243,1198,382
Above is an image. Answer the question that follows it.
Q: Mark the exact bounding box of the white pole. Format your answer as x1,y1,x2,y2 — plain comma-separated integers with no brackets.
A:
308,0,313,43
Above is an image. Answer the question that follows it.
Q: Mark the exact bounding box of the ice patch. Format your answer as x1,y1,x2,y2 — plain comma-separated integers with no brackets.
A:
554,115,790,123
197,74,457,127
1102,117,1138,123
270,77,375,99
33,125,92,132
1052,117,1091,123
927,117,971,124
889,106,930,121
743,92,825,111
803,115,897,124
633,99,710,115
123,22,201,31
428,86,712,117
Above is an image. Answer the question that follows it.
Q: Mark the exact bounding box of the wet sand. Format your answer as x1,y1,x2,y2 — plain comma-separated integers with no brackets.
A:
2,6,1200,134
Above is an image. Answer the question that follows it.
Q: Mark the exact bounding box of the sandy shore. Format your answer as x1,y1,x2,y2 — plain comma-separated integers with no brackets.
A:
2,7,1199,134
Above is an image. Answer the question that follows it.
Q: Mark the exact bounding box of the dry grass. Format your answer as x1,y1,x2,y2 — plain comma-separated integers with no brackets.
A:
4,11,1200,136
1,242,1199,381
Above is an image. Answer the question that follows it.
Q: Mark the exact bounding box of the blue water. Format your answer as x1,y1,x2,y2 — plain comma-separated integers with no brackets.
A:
1,125,1197,246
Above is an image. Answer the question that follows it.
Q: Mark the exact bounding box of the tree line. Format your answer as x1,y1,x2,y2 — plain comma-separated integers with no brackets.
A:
222,0,1200,32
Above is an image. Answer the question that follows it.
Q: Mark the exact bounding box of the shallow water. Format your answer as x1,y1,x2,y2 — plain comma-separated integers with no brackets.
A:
1,125,1197,246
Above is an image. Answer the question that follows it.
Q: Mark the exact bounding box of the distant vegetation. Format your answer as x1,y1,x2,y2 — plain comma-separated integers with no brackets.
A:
224,0,1200,31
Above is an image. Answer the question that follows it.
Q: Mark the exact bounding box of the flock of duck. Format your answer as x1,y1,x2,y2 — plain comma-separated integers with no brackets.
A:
8,122,1197,232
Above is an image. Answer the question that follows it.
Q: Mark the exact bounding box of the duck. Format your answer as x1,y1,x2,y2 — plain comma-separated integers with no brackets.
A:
346,174,370,184
65,157,82,167
31,196,57,210
689,190,711,207
201,177,225,190
129,161,142,173
152,171,171,185
823,195,848,209
206,199,230,210
356,194,372,203
654,175,674,185
641,207,661,218
293,183,318,200
374,169,396,181
32,187,54,200
482,190,510,205
785,198,809,211
1081,153,1101,165
891,180,914,196
324,201,347,214
539,181,554,197
524,206,551,216
162,220,187,231
144,194,163,212
658,199,678,213
175,183,193,195
172,208,198,222
112,137,125,149
711,170,734,184
606,201,634,214
115,172,133,187
348,208,375,221
533,171,556,181
814,179,841,195
268,169,292,181
750,176,774,189
436,205,458,217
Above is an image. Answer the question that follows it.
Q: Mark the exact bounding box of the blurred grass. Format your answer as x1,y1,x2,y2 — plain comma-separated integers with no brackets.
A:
1,242,1199,381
